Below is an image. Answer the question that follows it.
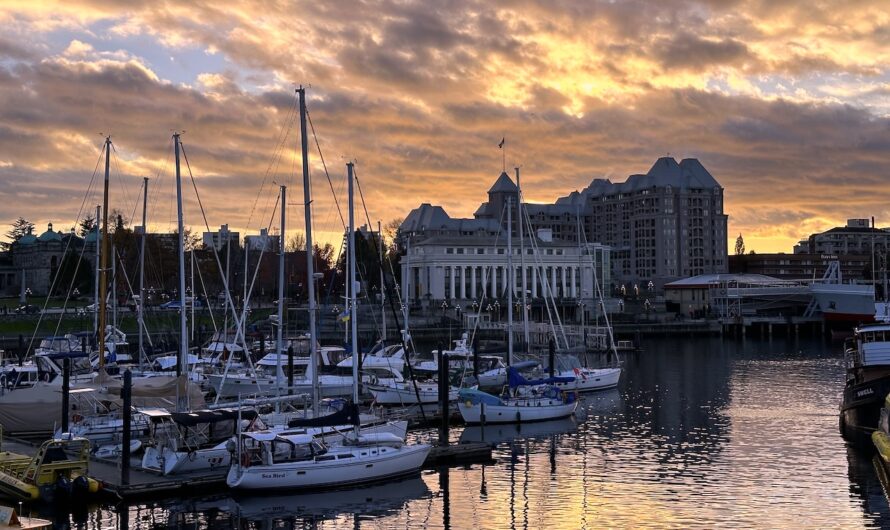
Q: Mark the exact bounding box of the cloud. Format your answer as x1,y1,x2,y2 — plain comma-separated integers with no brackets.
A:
0,0,889,255
653,33,751,71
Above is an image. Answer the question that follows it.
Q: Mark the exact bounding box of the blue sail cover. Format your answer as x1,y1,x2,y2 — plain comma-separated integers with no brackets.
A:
507,366,574,388
459,388,505,406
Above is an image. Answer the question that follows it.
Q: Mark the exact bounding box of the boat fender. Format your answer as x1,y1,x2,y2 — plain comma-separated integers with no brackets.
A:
72,475,89,495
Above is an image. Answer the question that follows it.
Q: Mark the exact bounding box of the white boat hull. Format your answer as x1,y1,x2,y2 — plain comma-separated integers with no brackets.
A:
142,443,231,475
458,397,578,424
553,367,621,392
227,444,431,490
368,383,458,405
206,374,353,399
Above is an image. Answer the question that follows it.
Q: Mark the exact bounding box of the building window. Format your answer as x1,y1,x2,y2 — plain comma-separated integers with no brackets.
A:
457,248,465,254
446,248,454,254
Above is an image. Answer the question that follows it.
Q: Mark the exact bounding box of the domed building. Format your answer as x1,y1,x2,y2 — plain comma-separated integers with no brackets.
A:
8,222,94,296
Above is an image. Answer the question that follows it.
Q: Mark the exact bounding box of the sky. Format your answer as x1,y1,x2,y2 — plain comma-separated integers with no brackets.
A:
0,0,889,254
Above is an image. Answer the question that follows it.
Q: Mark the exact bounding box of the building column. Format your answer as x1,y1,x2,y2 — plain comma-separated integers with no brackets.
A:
501,264,508,295
491,266,498,297
470,266,477,300
480,267,487,298
532,267,538,298
561,266,567,299
459,266,467,299
570,266,577,298
449,266,456,299
550,266,557,297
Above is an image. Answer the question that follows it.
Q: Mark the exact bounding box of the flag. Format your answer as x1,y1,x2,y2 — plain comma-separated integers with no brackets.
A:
498,137,505,148
338,309,351,322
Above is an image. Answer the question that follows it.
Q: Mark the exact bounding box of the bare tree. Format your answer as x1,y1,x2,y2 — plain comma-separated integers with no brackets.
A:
285,231,307,252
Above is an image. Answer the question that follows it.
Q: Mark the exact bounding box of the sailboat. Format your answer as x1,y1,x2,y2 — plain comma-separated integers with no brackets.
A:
227,144,431,490
457,195,579,424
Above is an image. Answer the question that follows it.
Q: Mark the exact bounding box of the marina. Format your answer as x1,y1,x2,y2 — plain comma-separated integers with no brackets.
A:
0,336,885,528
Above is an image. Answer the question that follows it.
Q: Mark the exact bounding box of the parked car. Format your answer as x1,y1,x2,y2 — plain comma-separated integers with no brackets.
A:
160,298,204,310
14,304,39,314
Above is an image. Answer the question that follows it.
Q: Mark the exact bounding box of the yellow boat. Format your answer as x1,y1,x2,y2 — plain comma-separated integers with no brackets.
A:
0,437,99,502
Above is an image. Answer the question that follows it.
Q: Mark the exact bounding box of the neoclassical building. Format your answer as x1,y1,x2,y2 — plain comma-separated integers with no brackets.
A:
399,179,610,305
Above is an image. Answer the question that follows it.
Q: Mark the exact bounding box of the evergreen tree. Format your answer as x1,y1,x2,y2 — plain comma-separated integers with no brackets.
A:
2,217,35,250
78,215,96,237
735,233,745,256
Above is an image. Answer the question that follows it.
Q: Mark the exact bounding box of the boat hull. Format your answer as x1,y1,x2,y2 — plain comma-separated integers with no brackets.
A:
840,375,890,450
368,384,457,405
226,444,431,490
553,368,621,392
458,398,578,424
142,444,231,475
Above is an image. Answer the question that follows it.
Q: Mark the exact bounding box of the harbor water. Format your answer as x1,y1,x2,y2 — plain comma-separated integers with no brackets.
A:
38,336,890,528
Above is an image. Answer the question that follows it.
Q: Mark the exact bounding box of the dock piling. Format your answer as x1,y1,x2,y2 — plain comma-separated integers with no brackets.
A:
548,338,555,377
438,344,449,447
287,345,294,395
121,369,132,486
61,358,70,433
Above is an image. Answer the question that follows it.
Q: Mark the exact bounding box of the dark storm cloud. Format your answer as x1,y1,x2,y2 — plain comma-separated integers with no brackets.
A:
654,33,751,71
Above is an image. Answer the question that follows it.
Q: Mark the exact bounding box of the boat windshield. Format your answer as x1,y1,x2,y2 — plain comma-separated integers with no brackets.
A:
860,330,890,344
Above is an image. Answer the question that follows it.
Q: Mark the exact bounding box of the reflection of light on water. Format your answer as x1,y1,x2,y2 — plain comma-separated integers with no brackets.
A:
56,337,890,528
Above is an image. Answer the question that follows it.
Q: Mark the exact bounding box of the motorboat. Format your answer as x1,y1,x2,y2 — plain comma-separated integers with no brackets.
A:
551,355,621,392
839,315,890,449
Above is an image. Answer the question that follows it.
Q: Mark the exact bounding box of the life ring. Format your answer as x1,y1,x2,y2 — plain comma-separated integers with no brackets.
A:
42,373,51,383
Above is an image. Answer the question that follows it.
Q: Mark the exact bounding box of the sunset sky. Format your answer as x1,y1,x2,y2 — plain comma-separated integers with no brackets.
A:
0,0,888,253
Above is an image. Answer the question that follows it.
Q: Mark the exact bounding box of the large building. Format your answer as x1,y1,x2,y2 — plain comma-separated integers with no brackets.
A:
202,224,240,251
533,157,728,288
402,156,728,293
8,223,95,296
793,219,890,256
245,228,280,252
729,252,871,282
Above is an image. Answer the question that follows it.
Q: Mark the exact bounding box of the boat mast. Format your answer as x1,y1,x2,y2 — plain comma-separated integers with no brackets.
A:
379,219,386,345
174,133,188,411
298,86,320,414
516,167,529,354
276,185,286,406
506,196,514,367
112,241,117,332
97,136,111,370
138,177,148,368
348,162,360,431
93,204,100,340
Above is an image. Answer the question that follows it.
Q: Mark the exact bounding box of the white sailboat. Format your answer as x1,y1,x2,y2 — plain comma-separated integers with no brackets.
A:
227,124,430,490
457,195,579,424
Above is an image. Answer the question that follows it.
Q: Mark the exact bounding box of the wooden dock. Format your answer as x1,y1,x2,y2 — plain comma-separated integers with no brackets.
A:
1,436,492,501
